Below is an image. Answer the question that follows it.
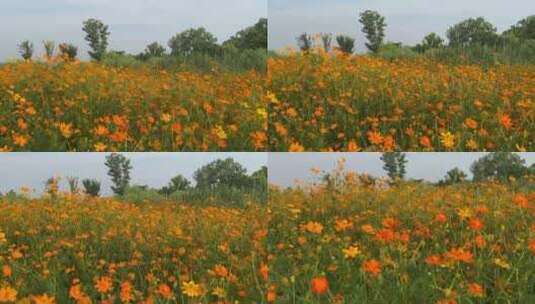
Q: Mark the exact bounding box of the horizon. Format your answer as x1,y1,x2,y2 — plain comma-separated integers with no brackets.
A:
0,0,267,61
268,0,534,51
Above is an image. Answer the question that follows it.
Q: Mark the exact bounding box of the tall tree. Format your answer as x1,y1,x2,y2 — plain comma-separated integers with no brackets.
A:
67,177,79,194
415,33,444,52
193,158,248,189
145,42,166,57
504,15,535,40
82,179,101,197
381,152,408,180
470,153,528,182
159,174,191,196
59,43,78,60
297,33,313,52
321,33,333,52
168,27,219,56
82,18,110,61
336,35,356,54
42,40,55,58
105,153,132,196
446,17,498,47
439,168,468,185
18,40,34,60
359,10,386,53
223,18,267,50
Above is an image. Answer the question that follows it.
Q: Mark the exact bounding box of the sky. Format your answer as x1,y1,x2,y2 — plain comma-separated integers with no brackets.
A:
0,0,267,61
0,153,267,196
269,0,535,51
268,153,535,187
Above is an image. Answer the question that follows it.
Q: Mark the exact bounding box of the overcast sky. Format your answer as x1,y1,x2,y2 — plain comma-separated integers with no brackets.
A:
0,0,267,61
269,0,535,51
269,153,535,187
0,153,267,196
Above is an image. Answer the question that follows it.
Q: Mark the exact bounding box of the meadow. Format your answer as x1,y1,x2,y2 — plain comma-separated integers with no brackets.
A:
268,166,535,303
268,51,535,152
0,59,267,152
0,195,268,303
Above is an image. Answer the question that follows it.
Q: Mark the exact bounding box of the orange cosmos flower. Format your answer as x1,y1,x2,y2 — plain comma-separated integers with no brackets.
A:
367,131,384,145
310,276,329,295
464,118,478,129
425,255,444,266
158,284,173,299
2,265,12,277
445,248,473,264
435,213,448,223
362,259,382,276
32,294,55,304
498,113,513,130
303,221,324,234
419,136,432,149
213,264,229,278
289,142,305,152
260,263,269,281
512,193,529,208
95,276,113,293
467,283,484,297
0,286,17,302
468,218,484,231
529,240,535,254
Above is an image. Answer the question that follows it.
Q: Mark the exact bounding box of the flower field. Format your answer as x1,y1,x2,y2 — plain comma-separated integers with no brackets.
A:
268,169,535,303
0,197,268,303
268,52,535,152
0,61,267,151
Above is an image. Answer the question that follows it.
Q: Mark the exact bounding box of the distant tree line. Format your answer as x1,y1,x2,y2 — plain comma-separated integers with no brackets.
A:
295,10,535,63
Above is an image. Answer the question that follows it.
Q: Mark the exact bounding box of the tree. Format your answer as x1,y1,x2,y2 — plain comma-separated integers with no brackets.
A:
67,177,79,194
223,18,267,50
44,177,60,198
415,33,444,53
470,153,528,182
159,174,191,196
446,17,498,47
439,168,468,185
105,153,132,196
321,33,333,52
504,15,535,40
145,42,166,57
82,179,101,197
82,18,110,61
336,35,356,54
18,40,34,60
43,40,55,58
168,27,219,56
249,166,268,190
59,43,78,60
297,33,313,52
359,10,386,53
381,152,408,180
193,158,248,189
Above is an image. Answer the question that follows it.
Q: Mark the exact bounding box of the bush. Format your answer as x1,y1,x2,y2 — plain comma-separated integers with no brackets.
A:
377,42,418,61
120,186,165,204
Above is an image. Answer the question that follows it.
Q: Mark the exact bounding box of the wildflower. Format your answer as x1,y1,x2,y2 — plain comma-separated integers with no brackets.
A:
498,113,513,129
310,276,329,295
2,265,12,277
342,245,361,259
464,118,478,129
158,284,172,299
425,255,444,266
181,280,204,297
94,142,107,152
213,126,227,140
32,294,55,304
529,240,535,254
160,113,172,123
468,218,484,231
213,264,229,278
0,231,6,243
435,213,448,223
445,248,473,264
288,142,305,152
367,131,384,145
58,122,74,139
419,136,432,148
440,132,455,149
334,219,353,231
362,259,382,276
260,263,269,280
95,276,113,293
120,281,134,303
347,140,360,152
12,134,29,147
303,221,324,234
467,283,484,297
493,258,510,269
512,193,529,208
0,286,17,302
212,287,226,299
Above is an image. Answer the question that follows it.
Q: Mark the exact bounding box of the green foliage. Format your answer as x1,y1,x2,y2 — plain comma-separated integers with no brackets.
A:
104,153,132,196
58,43,78,60
359,10,386,53
504,15,535,40
297,33,313,52
18,40,34,60
470,153,529,183
414,33,444,53
381,152,408,180
82,179,101,197
101,52,142,68
42,40,55,58
137,42,167,60
168,27,219,57
439,168,468,186
336,35,356,54
122,185,165,204
159,174,191,196
447,17,498,47
82,18,110,61
321,33,333,52
224,18,267,50
67,177,79,194
194,158,249,190
377,42,418,61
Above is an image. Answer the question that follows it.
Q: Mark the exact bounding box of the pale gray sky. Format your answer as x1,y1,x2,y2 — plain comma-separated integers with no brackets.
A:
0,0,267,61
269,0,535,51
0,153,267,195
269,153,535,187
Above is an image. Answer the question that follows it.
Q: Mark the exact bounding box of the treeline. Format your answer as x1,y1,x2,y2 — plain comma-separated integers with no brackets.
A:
0,154,267,207
15,18,267,72
296,11,535,65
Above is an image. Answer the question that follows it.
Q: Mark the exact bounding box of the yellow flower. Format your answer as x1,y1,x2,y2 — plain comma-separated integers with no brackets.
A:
31,294,55,304
0,231,6,243
213,126,227,140
257,108,267,119
161,113,172,123
58,122,73,139
440,132,455,149
493,258,511,269
0,286,17,302
212,287,226,299
342,245,361,259
181,280,204,297
288,142,305,152
93,142,107,152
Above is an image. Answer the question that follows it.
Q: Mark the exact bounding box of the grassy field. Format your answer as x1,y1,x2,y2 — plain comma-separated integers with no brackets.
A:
0,196,268,303
0,60,267,152
268,167,535,303
268,51,535,152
